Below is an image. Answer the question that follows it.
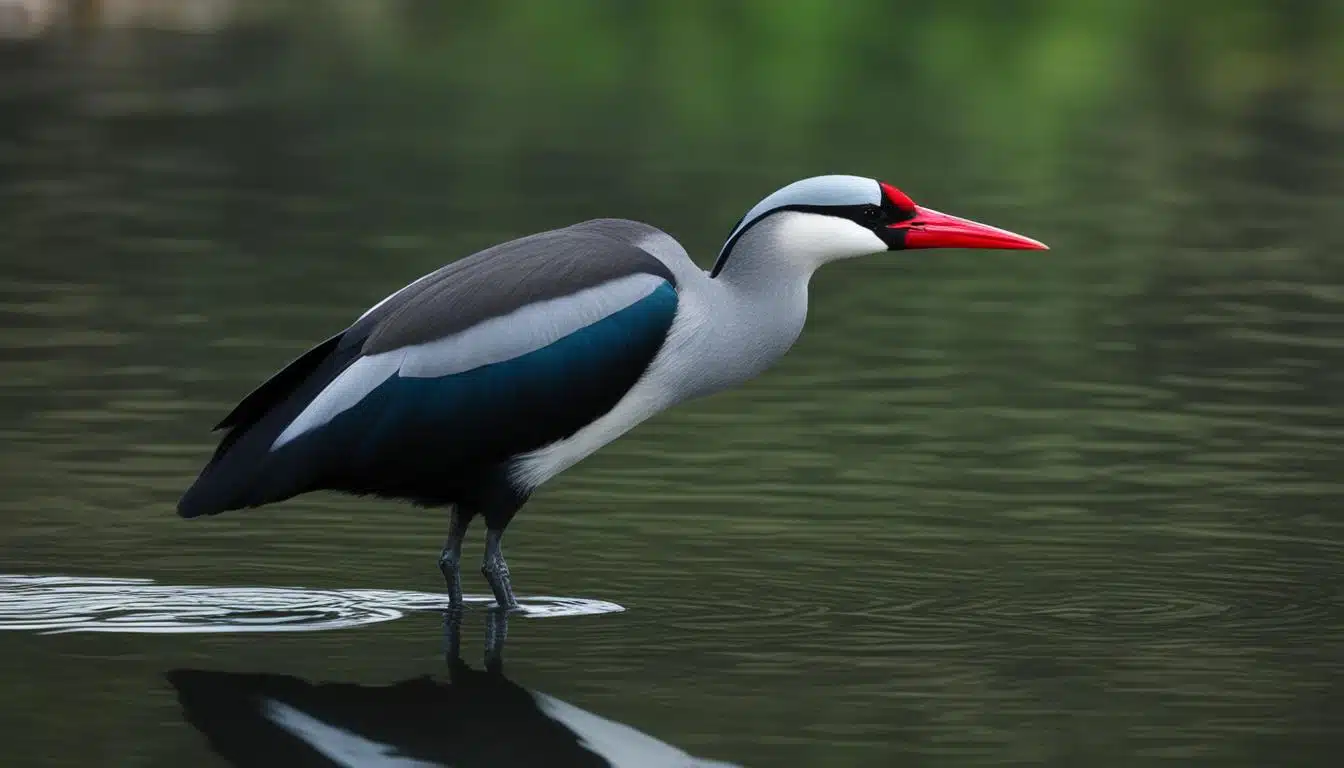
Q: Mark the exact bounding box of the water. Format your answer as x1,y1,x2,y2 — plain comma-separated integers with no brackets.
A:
1,2,1343,766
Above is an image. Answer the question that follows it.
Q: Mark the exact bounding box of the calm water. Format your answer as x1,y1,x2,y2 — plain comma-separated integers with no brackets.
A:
2,3,1343,766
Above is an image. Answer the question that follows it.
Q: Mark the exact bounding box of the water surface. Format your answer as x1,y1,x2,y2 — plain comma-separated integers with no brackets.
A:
1,3,1342,766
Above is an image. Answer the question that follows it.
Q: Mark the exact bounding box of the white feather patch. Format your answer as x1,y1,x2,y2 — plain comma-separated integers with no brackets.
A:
270,273,667,450
272,351,406,449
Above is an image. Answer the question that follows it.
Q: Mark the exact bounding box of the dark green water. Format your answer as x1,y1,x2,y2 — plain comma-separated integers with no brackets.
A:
1,3,1343,766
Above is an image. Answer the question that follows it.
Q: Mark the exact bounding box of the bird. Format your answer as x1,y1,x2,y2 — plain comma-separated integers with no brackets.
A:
178,174,1047,611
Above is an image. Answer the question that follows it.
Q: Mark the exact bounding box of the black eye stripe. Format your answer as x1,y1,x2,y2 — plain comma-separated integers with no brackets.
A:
711,201,905,277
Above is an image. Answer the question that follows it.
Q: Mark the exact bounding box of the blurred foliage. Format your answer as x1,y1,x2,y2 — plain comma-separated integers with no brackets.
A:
3,0,1339,366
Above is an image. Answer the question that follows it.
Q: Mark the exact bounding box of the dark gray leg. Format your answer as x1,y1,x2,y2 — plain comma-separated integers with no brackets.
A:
437,507,471,608
481,528,520,610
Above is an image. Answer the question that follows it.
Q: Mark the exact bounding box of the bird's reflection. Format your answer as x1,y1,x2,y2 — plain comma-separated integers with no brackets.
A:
443,604,510,673
168,609,739,767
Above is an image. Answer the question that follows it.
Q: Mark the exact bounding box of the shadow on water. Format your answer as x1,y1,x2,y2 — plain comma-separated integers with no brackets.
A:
169,611,740,768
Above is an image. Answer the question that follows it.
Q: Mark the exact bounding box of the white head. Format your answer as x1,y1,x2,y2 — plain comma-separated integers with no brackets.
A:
709,174,1047,281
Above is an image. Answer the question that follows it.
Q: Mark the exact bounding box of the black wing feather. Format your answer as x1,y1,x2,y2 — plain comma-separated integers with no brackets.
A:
213,334,345,432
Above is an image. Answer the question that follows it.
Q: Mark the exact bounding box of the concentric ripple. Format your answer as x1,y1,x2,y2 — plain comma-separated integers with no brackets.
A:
0,574,624,634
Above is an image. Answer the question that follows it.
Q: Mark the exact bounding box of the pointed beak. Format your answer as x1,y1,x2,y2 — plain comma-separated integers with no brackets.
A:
893,206,1048,251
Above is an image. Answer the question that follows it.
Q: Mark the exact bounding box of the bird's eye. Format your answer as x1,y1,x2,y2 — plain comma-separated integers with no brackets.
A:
859,205,885,226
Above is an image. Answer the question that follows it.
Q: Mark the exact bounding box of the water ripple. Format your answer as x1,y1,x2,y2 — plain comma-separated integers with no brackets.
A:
0,574,623,634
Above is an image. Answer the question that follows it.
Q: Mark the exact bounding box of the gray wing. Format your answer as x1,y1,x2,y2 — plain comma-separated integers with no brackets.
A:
357,218,677,354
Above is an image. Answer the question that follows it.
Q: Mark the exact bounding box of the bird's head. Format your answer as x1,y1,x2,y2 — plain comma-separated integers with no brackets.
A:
710,174,1047,279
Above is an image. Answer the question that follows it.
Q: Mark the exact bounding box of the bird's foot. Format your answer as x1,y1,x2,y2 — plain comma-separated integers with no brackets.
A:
481,557,520,612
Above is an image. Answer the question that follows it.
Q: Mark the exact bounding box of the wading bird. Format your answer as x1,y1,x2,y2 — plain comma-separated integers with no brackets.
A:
179,175,1047,610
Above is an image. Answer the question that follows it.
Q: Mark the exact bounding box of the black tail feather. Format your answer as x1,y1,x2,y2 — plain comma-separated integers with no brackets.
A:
178,332,358,518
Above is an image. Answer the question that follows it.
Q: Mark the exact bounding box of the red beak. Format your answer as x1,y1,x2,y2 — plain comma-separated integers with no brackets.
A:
894,206,1048,251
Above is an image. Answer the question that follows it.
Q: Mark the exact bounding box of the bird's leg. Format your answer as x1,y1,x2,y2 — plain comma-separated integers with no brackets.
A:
481,528,520,611
438,507,471,608
484,606,509,673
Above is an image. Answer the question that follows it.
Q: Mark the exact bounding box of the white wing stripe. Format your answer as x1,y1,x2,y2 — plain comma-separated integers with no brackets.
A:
271,273,666,450
399,272,663,378
272,351,405,449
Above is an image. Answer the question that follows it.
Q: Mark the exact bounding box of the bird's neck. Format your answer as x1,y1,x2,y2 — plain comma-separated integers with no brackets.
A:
712,219,824,292
703,231,816,381
711,219,820,318
703,210,889,377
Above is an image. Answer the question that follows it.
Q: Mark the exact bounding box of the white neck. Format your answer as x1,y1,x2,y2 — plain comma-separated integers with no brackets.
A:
686,210,887,391
713,211,885,289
